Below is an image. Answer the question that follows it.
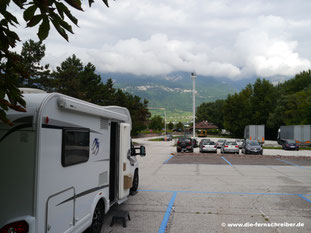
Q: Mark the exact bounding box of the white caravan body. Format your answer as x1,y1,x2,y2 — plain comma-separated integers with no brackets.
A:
0,93,141,233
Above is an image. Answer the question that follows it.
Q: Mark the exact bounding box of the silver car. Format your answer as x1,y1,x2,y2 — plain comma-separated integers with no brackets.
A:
221,141,239,154
216,139,225,148
200,141,217,153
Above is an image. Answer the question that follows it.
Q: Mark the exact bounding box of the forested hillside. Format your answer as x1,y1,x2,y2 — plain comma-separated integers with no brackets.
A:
196,70,311,138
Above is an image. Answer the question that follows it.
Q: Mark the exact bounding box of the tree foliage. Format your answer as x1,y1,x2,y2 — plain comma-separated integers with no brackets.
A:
175,121,184,131
168,121,174,130
149,115,164,131
196,72,311,139
196,99,225,129
0,0,109,124
6,40,150,135
48,54,150,136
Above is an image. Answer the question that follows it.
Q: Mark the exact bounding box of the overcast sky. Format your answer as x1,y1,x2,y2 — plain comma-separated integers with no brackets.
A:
15,0,311,80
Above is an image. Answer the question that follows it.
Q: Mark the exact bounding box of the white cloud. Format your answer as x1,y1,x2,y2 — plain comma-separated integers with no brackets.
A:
12,0,311,80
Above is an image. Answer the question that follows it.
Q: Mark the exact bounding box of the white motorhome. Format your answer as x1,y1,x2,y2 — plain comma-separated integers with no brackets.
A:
0,92,146,233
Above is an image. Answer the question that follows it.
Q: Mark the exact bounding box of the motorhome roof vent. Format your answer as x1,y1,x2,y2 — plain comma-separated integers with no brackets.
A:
100,118,109,129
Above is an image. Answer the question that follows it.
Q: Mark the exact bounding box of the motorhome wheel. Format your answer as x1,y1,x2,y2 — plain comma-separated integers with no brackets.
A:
86,201,104,233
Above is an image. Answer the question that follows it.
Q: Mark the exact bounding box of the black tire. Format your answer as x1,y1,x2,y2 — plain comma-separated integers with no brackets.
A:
177,149,181,152
86,201,104,233
131,169,139,192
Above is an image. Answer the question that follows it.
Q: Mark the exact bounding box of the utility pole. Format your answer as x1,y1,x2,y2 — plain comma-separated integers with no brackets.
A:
191,72,197,138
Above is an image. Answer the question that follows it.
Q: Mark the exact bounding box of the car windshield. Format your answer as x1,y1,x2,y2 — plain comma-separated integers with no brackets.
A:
205,141,215,145
226,142,237,145
218,140,225,142
287,140,296,144
248,141,260,146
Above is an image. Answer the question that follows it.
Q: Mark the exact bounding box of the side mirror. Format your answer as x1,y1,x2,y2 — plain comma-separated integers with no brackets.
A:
140,146,146,157
131,145,146,156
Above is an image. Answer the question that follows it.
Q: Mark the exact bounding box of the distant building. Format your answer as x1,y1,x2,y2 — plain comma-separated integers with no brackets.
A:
190,121,218,137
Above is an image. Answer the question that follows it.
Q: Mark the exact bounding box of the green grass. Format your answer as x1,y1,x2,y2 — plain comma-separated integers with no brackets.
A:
148,138,164,141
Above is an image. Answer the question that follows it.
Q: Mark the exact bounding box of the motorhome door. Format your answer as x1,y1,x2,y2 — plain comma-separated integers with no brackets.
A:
118,123,131,201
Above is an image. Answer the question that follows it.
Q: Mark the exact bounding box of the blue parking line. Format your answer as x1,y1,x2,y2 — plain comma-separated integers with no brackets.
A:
139,189,299,196
163,155,174,164
138,189,311,232
158,191,177,233
297,194,311,204
221,156,232,166
276,158,311,170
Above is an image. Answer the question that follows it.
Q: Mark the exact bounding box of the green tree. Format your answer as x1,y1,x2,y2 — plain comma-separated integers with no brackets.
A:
149,115,164,131
280,70,311,95
250,79,279,125
196,99,225,129
50,55,150,135
223,84,253,137
20,39,51,89
0,0,109,124
168,121,174,130
175,121,184,131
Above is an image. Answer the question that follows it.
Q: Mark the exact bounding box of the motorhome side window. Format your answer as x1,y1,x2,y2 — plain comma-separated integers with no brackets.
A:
62,129,90,167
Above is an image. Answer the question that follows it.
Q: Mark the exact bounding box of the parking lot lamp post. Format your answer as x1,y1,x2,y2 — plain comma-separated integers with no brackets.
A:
164,110,167,140
191,72,197,138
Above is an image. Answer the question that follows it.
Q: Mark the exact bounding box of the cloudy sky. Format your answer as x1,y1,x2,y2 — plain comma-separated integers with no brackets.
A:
15,0,311,80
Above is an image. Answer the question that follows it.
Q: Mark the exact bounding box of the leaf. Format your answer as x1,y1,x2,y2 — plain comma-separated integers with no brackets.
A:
0,110,13,126
37,16,50,41
1,9,19,25
88,0,94,7
12,0,24,8
26,15,42,27
55,2,64,19
51,18,68,41
58,19,73,34
102,0,109,7
0,0,10,11
64,0,83,11
62,6,78,25
23,4,37,22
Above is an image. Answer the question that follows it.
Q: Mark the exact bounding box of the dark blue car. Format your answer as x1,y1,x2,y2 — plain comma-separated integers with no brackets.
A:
282,140,299,151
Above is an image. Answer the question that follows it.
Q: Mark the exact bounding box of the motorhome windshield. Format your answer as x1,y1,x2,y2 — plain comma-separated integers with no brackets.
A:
0,122,36,226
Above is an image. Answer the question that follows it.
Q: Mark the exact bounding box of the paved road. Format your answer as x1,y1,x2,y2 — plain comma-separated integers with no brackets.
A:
101,138,311,233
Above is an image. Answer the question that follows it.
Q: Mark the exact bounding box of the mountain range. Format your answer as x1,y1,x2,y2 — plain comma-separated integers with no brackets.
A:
100,72,257,121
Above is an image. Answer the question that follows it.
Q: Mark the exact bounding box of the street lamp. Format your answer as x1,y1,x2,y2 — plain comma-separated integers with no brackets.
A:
191,72,197,138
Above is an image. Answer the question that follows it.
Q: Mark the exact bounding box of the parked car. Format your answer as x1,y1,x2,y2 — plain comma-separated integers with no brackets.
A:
242,140,263,155
191,138,198,148
216,139,226,148
200,141,217,153
221,141,239,154
199,138,211,147
235,139,243,148
176,138,193,152
282,140,299,151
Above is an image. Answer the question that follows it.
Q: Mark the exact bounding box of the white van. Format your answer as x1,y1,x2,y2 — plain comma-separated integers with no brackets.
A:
0,92,146,233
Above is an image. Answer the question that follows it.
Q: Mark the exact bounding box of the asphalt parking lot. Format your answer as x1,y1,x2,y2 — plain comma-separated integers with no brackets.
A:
101,139,311,233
